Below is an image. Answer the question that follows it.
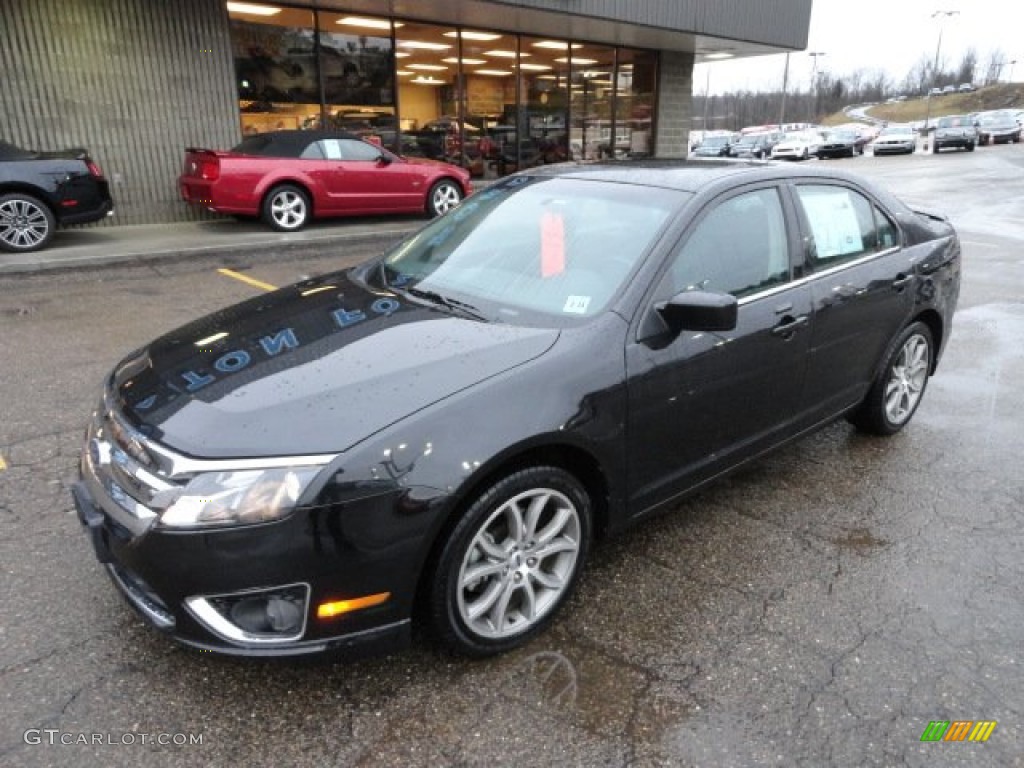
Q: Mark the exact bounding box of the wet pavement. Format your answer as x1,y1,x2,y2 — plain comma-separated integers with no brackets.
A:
1,146,1023,767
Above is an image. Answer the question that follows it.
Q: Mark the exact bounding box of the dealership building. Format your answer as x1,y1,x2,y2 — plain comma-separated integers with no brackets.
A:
1,0,812,226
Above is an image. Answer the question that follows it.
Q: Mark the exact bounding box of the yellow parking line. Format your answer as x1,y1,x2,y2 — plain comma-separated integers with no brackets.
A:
0,454,7,471
216,268,277,292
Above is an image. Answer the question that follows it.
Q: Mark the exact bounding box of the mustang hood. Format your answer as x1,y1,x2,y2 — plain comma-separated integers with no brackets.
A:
112,270,558,458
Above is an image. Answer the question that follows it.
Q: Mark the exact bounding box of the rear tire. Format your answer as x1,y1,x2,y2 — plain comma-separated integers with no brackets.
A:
966,141,975,152
262,184,310,232
0,192,56,253
848,321,933,436
427,466,592,657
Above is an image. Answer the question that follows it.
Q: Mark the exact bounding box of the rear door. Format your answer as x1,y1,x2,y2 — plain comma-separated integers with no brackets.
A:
625,183,813,515
788,182,915,424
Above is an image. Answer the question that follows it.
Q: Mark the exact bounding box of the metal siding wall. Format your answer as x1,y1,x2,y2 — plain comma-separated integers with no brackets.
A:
489,0,811,49
0,0,239,225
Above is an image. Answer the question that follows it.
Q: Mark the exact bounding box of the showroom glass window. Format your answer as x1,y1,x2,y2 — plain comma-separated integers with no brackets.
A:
393,22,464,165
224,4,659,176
228,4,318,135
665,188,790,298
616,49,658,157
317,13,397,151
795,185,901,269
519,37,572,171
570,44,615,160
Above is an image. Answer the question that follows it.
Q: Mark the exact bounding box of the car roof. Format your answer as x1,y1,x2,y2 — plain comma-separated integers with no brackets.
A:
515,158,877,193
233,130,366,156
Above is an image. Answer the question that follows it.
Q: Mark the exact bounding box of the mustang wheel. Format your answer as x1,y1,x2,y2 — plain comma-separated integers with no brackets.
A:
427,179,462,217
0,192,56,253
429,466,592,656
849,321,933,436
262,184,310,232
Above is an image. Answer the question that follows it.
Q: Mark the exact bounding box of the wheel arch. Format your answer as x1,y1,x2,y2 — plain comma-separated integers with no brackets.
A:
412,440,612,620
258,178,315,218
912,308,944,374
0,183,56,215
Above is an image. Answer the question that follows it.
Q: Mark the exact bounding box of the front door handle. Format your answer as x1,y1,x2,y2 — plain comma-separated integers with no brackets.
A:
771,314,809,338
892,273,913,291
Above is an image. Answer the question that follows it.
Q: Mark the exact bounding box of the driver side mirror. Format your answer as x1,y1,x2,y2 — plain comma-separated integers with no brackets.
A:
376,153,393,166
656,290,738,334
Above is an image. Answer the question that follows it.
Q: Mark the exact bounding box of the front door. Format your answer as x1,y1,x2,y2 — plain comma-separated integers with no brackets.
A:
625,185,812,516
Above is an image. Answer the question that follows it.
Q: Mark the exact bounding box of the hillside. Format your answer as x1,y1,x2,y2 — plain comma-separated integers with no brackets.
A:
850,83,1024,124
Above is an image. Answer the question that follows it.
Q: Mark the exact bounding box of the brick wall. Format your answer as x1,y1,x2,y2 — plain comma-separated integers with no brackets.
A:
655,51,695,158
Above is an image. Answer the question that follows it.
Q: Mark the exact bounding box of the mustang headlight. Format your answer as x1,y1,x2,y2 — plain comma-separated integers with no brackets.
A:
152,467,322,528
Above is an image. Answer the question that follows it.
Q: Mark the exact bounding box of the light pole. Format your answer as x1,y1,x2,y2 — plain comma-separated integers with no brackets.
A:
1009,59,1018,83
779,52,791,127
808,51,826,121
923,10,959,131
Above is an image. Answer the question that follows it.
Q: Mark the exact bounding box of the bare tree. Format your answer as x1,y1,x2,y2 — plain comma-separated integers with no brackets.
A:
982,49,1007,85
955,48,978,86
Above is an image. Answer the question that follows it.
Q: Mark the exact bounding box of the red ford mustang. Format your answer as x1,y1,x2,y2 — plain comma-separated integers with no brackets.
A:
179,130,472,231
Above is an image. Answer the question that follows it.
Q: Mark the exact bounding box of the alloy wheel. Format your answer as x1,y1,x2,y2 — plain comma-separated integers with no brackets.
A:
0,197,51,251
884,333,930,425
456,488,581,640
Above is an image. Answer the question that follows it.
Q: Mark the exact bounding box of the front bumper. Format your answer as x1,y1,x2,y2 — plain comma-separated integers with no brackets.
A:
71,402,418,658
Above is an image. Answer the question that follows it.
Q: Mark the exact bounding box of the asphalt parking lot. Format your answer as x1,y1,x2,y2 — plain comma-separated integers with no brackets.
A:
1,145,1023,767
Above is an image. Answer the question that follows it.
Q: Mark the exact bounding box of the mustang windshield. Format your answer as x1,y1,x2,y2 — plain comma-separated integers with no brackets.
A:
379,176,687,323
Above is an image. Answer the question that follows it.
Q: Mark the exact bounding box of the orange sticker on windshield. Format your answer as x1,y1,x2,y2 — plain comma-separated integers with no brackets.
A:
541,212,565,277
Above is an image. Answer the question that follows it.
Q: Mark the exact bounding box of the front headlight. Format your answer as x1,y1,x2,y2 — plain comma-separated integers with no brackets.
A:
152,467,322,528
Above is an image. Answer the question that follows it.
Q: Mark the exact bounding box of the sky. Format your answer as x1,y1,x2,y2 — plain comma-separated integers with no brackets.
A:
695,0,1024,95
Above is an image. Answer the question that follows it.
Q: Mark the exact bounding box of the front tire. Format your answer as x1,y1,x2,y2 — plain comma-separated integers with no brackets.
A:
0,192,56,253
262,184,310,232
848,322,933,436
428,466,592,657
426,179,463,218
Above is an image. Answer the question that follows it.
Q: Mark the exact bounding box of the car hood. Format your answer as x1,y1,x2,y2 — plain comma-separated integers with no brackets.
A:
111,270,559,458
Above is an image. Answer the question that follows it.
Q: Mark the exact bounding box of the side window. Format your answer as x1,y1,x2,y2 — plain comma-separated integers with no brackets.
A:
796,185,881,267
339,139,384,162
299,141,325,160
665,188,790,299
874,205,899,250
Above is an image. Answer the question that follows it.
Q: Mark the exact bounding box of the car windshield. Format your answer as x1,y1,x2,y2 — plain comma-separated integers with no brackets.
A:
701,136,730,147
375,176,688,326
879,126,912,135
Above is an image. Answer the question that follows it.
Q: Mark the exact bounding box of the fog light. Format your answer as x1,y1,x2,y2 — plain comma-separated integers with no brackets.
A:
185,583,309,645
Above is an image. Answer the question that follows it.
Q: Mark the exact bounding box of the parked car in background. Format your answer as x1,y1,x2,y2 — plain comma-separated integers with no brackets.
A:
770,131,822,161
692,134,735,157
931,115,978,153
941,85,956,94
728,131,780,159
816,129,862,159
74,160,961,660
179,130,472,231
928,87,943,97
957,83,974,92
0,140,113,253
871,124,917,155
976,111,1022,145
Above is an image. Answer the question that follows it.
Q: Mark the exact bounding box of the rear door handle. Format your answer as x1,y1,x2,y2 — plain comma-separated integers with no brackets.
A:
771,314,809,337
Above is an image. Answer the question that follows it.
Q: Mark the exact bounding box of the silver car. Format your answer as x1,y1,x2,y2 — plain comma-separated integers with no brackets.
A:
872,124,916,156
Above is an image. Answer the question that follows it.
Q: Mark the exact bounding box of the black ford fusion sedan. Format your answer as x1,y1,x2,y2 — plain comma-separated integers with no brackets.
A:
73,160,961,659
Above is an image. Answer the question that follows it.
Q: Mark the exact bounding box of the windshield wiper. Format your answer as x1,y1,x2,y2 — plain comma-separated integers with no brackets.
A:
405,286,488,321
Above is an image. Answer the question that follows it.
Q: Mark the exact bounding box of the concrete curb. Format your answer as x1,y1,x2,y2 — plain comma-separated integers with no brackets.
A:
0,222,423,276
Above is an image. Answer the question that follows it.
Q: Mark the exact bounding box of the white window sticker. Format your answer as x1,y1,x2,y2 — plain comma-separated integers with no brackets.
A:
563,295,591,314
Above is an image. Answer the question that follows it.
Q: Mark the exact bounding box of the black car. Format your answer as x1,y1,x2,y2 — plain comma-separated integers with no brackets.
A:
931,115,978,153
816,130,862,159
0,140,113,253
73,161,961,659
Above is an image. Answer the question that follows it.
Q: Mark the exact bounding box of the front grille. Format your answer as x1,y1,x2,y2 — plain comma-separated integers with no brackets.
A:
83,394,186,536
